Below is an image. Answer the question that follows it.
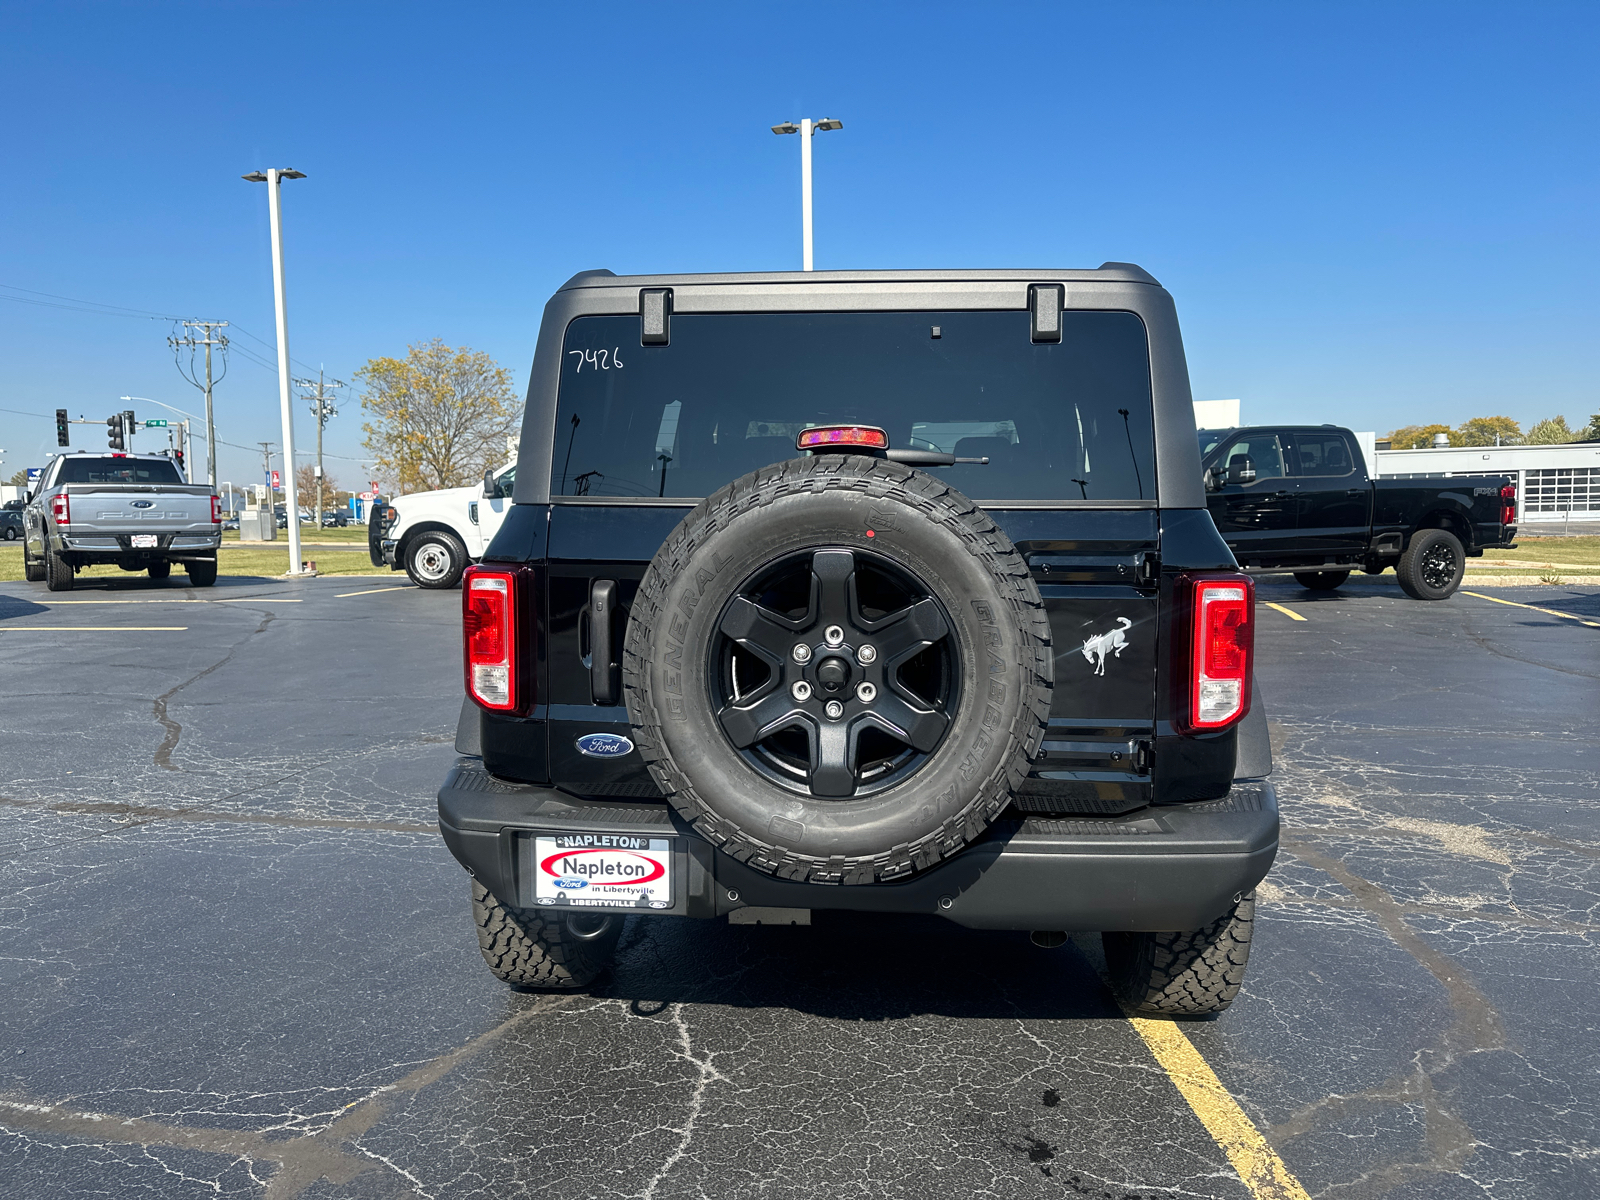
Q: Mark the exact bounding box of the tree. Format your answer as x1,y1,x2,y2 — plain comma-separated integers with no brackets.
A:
1581,412,1600,441
1386,424,1455,449
358,340,519,493
4,469,28,486
1525,416,1575,445
1456,415,1522,446
295,464,339,509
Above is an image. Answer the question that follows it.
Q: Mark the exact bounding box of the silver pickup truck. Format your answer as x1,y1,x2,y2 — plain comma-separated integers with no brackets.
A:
23,453,221,591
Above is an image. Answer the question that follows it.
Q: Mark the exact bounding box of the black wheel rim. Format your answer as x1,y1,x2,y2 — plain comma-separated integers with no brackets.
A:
1420,541,1457,590
709,548,960,799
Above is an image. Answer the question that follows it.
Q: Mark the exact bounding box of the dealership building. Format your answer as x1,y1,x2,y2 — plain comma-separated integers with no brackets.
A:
1374,441,1600,526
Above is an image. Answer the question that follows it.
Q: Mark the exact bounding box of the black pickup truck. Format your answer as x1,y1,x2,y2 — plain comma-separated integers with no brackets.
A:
1199,424,1517,599
440,265,1278,1016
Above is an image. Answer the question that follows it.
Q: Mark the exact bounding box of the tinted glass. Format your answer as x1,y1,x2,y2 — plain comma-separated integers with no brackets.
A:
1218,434,1286,480
1198,428,1231,458
1291,432,1354,477
552,311,1154,502
56,458,184,485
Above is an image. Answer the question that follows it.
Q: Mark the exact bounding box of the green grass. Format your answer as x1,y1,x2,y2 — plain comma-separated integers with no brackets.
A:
1486,536,1600,566
222,525,370,544
0,543,392,583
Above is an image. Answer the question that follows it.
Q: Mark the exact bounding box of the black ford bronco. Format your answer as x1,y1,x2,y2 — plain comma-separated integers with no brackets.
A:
439,265,1277,1016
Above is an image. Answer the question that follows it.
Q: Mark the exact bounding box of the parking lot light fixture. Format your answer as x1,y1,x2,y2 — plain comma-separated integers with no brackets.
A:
771,117,843,271
244,167,310,575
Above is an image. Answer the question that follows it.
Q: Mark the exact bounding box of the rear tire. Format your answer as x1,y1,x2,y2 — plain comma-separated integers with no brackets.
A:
186,559,218,588
45,549,75,592
148,562,172,580
405,531,468,589
1103,891,1255,1017
471,882,622,989
1395,529,1464,601
23,546,45,583
1293,570,1349,591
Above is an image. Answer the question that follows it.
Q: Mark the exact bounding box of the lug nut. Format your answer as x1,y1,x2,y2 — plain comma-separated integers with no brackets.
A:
791,680,813,702
824,699,844,720
856,682,877,702
792,643,812,664
857,644,877,665
824,624,845,647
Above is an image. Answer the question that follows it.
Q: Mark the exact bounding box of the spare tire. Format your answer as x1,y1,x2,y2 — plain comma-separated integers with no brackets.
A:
623,454,1052,885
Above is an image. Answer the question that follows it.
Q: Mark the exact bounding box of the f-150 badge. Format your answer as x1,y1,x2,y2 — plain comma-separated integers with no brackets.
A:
1081,617,1132,676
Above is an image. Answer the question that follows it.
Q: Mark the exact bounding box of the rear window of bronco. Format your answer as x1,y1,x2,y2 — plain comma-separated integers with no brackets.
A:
552,310,1155,503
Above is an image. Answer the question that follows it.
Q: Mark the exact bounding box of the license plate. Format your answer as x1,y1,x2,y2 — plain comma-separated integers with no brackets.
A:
131,534,159,548
533,834,673,909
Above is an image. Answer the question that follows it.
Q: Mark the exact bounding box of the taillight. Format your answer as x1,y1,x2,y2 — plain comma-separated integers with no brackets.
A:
464,567,517,711
1500,482,1516,525
51,494,70,526
797,425,889,451
1188,575,1254,731
210,495,221,525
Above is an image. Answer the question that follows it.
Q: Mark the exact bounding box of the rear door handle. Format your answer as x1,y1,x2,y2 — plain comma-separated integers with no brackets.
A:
1346,489,1365,497
590,579,618,705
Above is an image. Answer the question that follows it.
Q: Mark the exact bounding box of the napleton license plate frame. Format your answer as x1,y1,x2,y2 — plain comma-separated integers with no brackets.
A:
531,832,675,911
131,534,159,549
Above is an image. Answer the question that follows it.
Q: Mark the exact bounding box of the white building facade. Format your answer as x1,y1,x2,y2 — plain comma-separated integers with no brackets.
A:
1374,442,1600,525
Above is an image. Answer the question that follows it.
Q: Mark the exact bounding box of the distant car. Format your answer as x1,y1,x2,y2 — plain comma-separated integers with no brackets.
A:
0,508,22,541
222,518,240,531
320,511,349,527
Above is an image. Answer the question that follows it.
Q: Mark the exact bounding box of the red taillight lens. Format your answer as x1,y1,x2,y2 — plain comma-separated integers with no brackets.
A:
463,567,517,711
796,425,889,451
51,494,70,525
1500,482,1516,525
1189,575,1254,730
210,495,221,525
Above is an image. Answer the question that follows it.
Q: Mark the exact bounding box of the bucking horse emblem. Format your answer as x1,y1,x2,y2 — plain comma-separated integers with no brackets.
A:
1080,617,1133,676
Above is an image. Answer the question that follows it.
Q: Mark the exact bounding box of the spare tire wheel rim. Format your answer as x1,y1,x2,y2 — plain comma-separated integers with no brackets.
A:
1420,539,1456,590
710,547,959,799
413,541,452,581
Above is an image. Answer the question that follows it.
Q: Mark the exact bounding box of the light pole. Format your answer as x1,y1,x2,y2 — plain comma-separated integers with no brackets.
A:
243,167,309,575
120,395,196,477
771,118,843,271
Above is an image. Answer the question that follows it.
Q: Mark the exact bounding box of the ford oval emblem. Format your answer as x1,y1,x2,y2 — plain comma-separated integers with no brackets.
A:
130,500,154,508
576,732,634,758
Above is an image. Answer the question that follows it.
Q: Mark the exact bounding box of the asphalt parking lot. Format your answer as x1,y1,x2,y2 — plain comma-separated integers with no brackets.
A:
0,570,1595,1199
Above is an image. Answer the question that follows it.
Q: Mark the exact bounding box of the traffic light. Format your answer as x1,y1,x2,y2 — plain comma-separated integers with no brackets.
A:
172,447,185,477
56,409,69,447
124,409,136,445
107,414,124,450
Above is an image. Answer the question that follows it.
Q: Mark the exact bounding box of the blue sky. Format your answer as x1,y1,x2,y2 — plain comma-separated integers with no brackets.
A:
2,1,1596,488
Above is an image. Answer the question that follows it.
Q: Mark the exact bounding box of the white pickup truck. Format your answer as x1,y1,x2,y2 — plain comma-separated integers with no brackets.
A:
23,452,221,591
373,463,515,588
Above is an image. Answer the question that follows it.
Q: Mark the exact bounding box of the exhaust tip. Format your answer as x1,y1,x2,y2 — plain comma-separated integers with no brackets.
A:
1030,930,1067,949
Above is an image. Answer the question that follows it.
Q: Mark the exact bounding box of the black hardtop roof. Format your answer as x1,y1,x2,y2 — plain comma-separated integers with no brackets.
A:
557,262,1160,291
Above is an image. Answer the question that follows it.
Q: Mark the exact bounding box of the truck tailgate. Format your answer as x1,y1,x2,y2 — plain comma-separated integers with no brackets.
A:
65,485,214,531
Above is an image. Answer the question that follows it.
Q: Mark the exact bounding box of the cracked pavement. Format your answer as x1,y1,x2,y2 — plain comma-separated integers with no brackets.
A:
0,571,1595,1198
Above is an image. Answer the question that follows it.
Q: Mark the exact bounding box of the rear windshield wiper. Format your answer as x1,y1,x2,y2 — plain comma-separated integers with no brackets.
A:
883,449,989,466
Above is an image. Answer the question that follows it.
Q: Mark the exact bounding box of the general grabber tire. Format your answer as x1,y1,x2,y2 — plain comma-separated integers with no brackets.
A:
623,454,1052,885
471,882,623,990
1395,528,1465,601
1103,891,1255,1017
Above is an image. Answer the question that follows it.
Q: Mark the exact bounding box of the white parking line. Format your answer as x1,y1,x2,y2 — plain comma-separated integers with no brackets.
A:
0,626,188,632
40,598,303,604
336,586,416,598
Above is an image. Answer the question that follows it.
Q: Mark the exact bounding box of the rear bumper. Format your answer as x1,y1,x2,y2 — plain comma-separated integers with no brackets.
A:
437,758,1279,932
56,531,220,560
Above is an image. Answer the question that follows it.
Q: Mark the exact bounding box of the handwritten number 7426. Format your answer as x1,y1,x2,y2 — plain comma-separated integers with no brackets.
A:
567,347,625,373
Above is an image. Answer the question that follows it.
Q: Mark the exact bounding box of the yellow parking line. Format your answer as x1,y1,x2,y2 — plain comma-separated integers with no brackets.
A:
336,586,416,598
1462,590,1600,628
1263,602,1307,622
0,630,187,640
1128,1016,1311,1200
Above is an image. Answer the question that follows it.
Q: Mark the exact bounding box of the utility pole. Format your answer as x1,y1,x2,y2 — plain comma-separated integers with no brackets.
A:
259,442,276,510
168,320,229,486
295,369,345,528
